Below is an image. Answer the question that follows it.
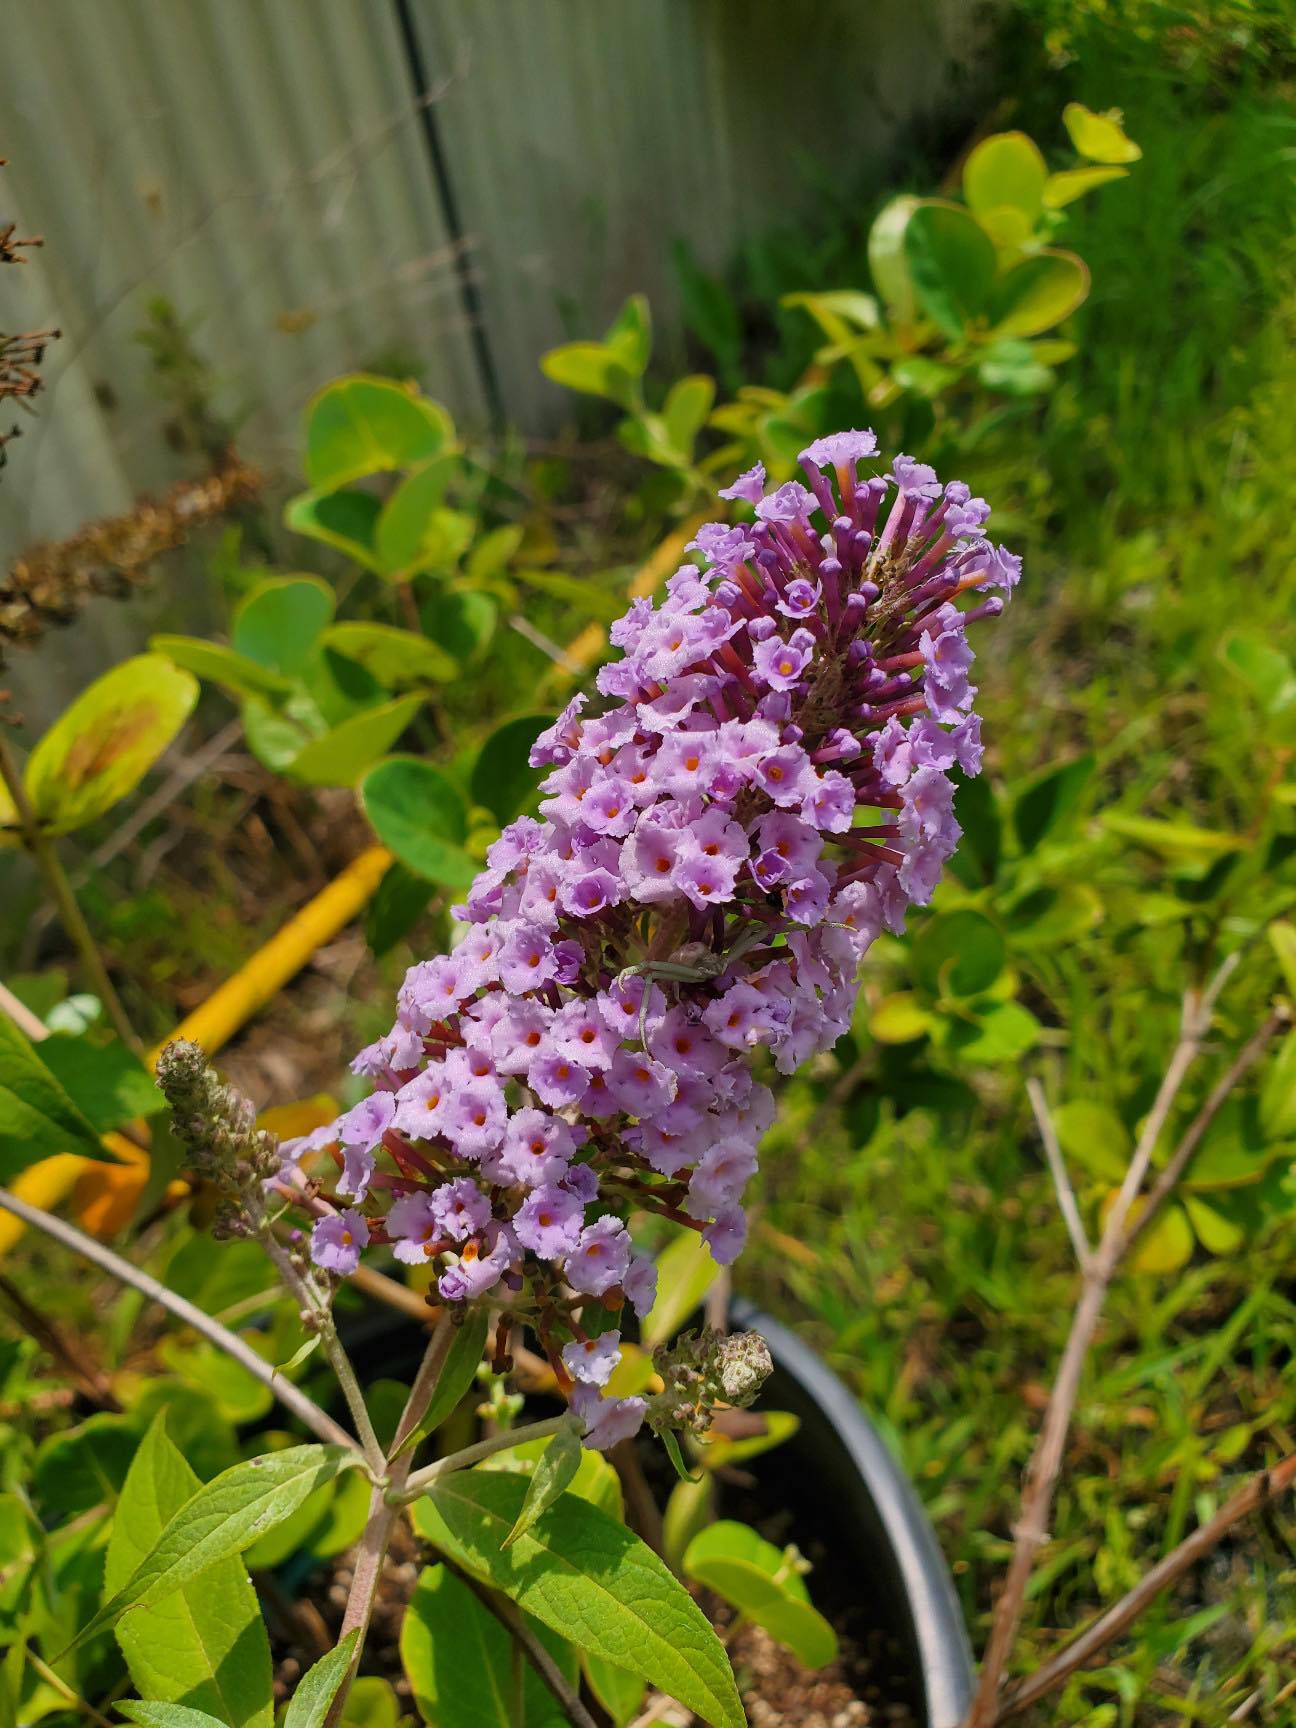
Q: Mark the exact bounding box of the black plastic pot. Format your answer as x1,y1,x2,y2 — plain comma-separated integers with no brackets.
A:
730,1298,973,1728
342,1300,973,1726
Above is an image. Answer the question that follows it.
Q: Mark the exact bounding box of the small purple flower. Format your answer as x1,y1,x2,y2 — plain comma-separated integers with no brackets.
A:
498,924,556,994
431,1176,493,1243
755,481,816,525
776,577,822,619
702,1204,748,1266
387,1191,442,1263
564,1216,632,1296
622,1252,658,1319
800,430,879,471
311,1209,369,1276
515,1184,585,1257
753,629,816,692
570,1383,647,1451
528,1051,591,1110
718,462,766,503
562,1330,622,1387
437,1222,515,1303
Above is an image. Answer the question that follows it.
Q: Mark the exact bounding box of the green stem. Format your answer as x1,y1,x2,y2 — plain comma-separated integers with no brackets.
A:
394,1414,566,1504
0,731,140,1053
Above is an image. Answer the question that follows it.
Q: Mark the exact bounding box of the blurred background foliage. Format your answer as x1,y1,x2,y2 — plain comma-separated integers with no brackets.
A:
0,0,1294,1722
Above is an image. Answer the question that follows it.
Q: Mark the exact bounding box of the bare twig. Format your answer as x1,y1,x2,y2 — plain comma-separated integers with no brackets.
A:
395,1415,565,1502
965,957,1257,1727
0,978,46,1040
0,1184,358,1454
1026,1078,1090,1268
997,1452,1296,1720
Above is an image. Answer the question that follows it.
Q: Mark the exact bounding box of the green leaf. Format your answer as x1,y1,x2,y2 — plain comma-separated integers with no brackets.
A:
338,1678,400,1728
1062,102,1142,165
24,656,198,836
501,1421,583,1549
283,1630,361,1728
1124,1197,1194,1274
988,250,1089,339
118,1705,232,1728
1014,754,1095,851
232,577,335,677
320,623,457,689
378,502,474,584
400,1563,574,1728
1270,922,1296,998
1183,1194,1245,1257
366,862,436,958
1043,166,1129,208
913,910,1006,1000
662,1472,713,1575
867,196,921,325
106,1416,273,1728
662,375,715,460
0,1013,108,1179
422,590,498,663
155,1337,274,1426
360,757,476,888
392,1308,491,1459
478,1434,624,1522
372,455,461,576
1003,884,1102,948
239,692,321,771
963,131,1048,224
35,1035,162,1131
284,488,383,572
1261,1031,1296,1140
943,1002,1041,1065
151,636,295,701
466,526,525,583
1102,813,1241,859
643,1227,719,1347
69,1444,356,1652
1222,634,1296,715
413,1473,744,1728
470,715,550,828
287,695,425,788
34,1412,140,1516
304,375,453,492
1051,1100,1131,1183
868,992,933,1044
540,342,638,408
605,295,652,373
902,200,997,340
583,1653,646,1728
684,1522,837,1669
952,771,1001,884
976,340,1056,395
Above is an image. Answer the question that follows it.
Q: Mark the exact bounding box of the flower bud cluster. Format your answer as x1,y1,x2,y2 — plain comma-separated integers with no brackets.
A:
277,432,1018,1448
157,1037,280,1230
645,1327,773,1436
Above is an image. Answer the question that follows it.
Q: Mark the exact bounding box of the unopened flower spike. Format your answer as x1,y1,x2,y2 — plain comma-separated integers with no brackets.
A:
275,431,1018,1450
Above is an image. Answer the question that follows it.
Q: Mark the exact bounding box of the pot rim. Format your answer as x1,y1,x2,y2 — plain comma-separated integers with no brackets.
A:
732,1297,974,1728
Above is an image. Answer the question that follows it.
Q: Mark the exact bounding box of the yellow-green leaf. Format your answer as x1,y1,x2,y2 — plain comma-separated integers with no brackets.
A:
287,695,425,788
642,1227,719,1347
1043,166,1129,208
869,992,933,1044
963,131,1048,223
24,656,198,836
1062,102,1142,165
303,374,453,492
988,250,1090,339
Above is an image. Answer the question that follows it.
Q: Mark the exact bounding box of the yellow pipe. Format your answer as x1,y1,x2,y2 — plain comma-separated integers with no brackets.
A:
0,845,393,1252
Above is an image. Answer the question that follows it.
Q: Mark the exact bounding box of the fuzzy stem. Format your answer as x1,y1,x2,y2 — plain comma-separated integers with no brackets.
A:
0,731,139,1053
395,1414,566,1503
0,1184,359,1454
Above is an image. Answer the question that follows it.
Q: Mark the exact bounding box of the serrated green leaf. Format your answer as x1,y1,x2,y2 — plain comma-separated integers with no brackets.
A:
68,1444,356,1652
232,577,335,677
643,1227,719,1347
118,1705,231,1728
107,1415,272,1728
283,1629,360,1728
304,375,453,492
470,715,551,827
392,1309,491,1461
360,756,476,888
400,1563,574,1728
0,1014,108,1179
501,1421,583,1549
35,1034,162,1131
412,1473,743,1728
287,695,425,788
24,656,198,836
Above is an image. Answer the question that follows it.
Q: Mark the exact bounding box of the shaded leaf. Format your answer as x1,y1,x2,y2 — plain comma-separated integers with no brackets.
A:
392,1308,491,1459
583,1653,646,1728
360,757,477,888
151,636,294,701
34,1413,139,1517
470,715,551,827
1014,755,1095,851
902,200,997,339
320,622,457,689
35,1035,162,1131
989,251,1090,340
0,1014,108,1180
501,1421,583,1550
284,488,383,572
913,911,1005,1000
643,1228,719,1348
233,577,334,677
283,1630,361,1728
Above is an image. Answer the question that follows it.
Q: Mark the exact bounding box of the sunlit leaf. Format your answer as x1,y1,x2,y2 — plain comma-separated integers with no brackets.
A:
232,576,335,677
0,1014,109,1179
869,992,933,1044
1043,166,1129,208
287,695,425,788
1062,102,1142,164
304,374,453,492
360,756,476,888
151,636,295,701
963,131,1048,223
643,1227,720,1347
320,622,457,688
902,200,998,339
683,1522,836,1669
988,250,1090,339
867,196,921,325
25,656,198,836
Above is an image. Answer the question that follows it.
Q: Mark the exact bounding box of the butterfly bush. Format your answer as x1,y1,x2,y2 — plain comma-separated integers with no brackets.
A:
278,430,1019,1450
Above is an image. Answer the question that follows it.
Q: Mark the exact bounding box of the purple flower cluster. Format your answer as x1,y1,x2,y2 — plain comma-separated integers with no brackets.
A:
279,431,1017,1448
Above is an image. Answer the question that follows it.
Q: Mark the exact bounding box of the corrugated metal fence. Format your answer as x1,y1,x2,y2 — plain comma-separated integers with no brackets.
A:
0,0,982,717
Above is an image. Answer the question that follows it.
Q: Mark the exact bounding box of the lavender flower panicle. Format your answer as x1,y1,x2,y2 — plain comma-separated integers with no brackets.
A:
278,434,1018,1448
